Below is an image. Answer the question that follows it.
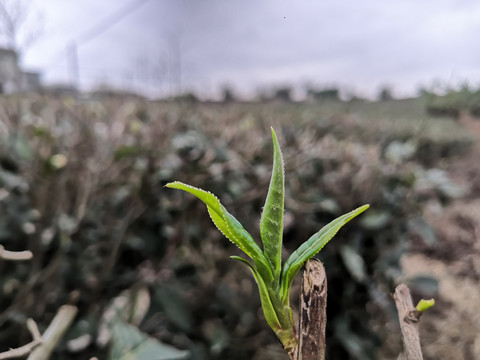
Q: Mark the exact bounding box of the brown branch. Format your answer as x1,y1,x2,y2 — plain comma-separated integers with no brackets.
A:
26,319,42,342
0,340,42,360
0,245,33,261
0,319,42,359
394,284,424,360
27,305,78,360
296,259,327,360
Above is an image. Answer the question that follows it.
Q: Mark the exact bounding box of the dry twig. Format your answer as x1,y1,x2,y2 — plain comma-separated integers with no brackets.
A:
0,319,42,359
27,305,78,360
394,284,424,360
0,245,33,261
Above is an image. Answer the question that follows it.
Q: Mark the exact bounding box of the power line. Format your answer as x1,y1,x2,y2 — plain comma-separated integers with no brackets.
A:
44,0,153,86
44,0,153,69
76,0,152,47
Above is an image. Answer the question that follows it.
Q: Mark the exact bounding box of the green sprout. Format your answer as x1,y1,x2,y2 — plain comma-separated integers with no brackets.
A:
165,128,369,353
416,298,435,312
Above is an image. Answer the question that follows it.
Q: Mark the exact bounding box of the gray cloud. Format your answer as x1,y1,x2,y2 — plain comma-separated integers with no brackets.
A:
22,0,480,96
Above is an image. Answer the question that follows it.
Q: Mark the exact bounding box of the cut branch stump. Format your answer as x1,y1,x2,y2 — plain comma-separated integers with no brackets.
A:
394,283,424,360
291,258,327,360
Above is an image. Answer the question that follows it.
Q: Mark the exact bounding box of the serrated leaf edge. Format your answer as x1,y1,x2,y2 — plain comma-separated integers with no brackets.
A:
280,204,369,304
166,181,274,283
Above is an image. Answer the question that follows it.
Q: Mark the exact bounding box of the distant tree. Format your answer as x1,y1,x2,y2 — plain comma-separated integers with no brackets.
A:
274,86,292,102
172,91,199,103
307,87,340,101
0,0,44,55
378,86,394,101
221,85,235,102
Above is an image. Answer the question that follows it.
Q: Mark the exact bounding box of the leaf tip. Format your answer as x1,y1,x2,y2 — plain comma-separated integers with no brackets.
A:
270,127,278,140
164,181,184,189
360,204,370,211
353,204,370,215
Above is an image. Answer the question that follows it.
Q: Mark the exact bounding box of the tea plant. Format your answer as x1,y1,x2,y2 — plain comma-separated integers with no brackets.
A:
166,128,368,354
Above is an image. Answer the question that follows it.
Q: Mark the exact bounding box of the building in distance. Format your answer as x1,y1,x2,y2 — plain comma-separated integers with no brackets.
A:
0,48,41,94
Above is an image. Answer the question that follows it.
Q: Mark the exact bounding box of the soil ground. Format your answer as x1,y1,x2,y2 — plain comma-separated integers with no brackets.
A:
400,113,480,359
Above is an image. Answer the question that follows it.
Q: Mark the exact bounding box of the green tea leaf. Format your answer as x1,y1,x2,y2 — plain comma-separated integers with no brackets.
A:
231,256,282,331
260,128,285,282
165,181,273,283
280,204,369,304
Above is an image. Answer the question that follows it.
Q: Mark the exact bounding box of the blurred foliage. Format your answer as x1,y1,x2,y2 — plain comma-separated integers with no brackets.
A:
424,83,480,118
0,95,472,359
378,86,394,101
273,87,293,102
306,87,340,102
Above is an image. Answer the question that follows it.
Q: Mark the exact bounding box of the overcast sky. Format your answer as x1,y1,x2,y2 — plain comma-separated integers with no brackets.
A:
18,0,480,98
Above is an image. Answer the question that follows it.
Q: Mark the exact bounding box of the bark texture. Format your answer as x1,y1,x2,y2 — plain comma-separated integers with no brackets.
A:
297,259,327,360
394,284,424,360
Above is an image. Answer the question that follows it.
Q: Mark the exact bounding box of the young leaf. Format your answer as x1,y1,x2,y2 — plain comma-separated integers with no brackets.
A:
260,128,285,281
280,204,369,303
416,298,435,312
231,256,282,331
165,181,274,283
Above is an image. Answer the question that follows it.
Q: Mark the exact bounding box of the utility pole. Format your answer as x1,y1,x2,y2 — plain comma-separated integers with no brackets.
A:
67,42,79,90
62,0,152,93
